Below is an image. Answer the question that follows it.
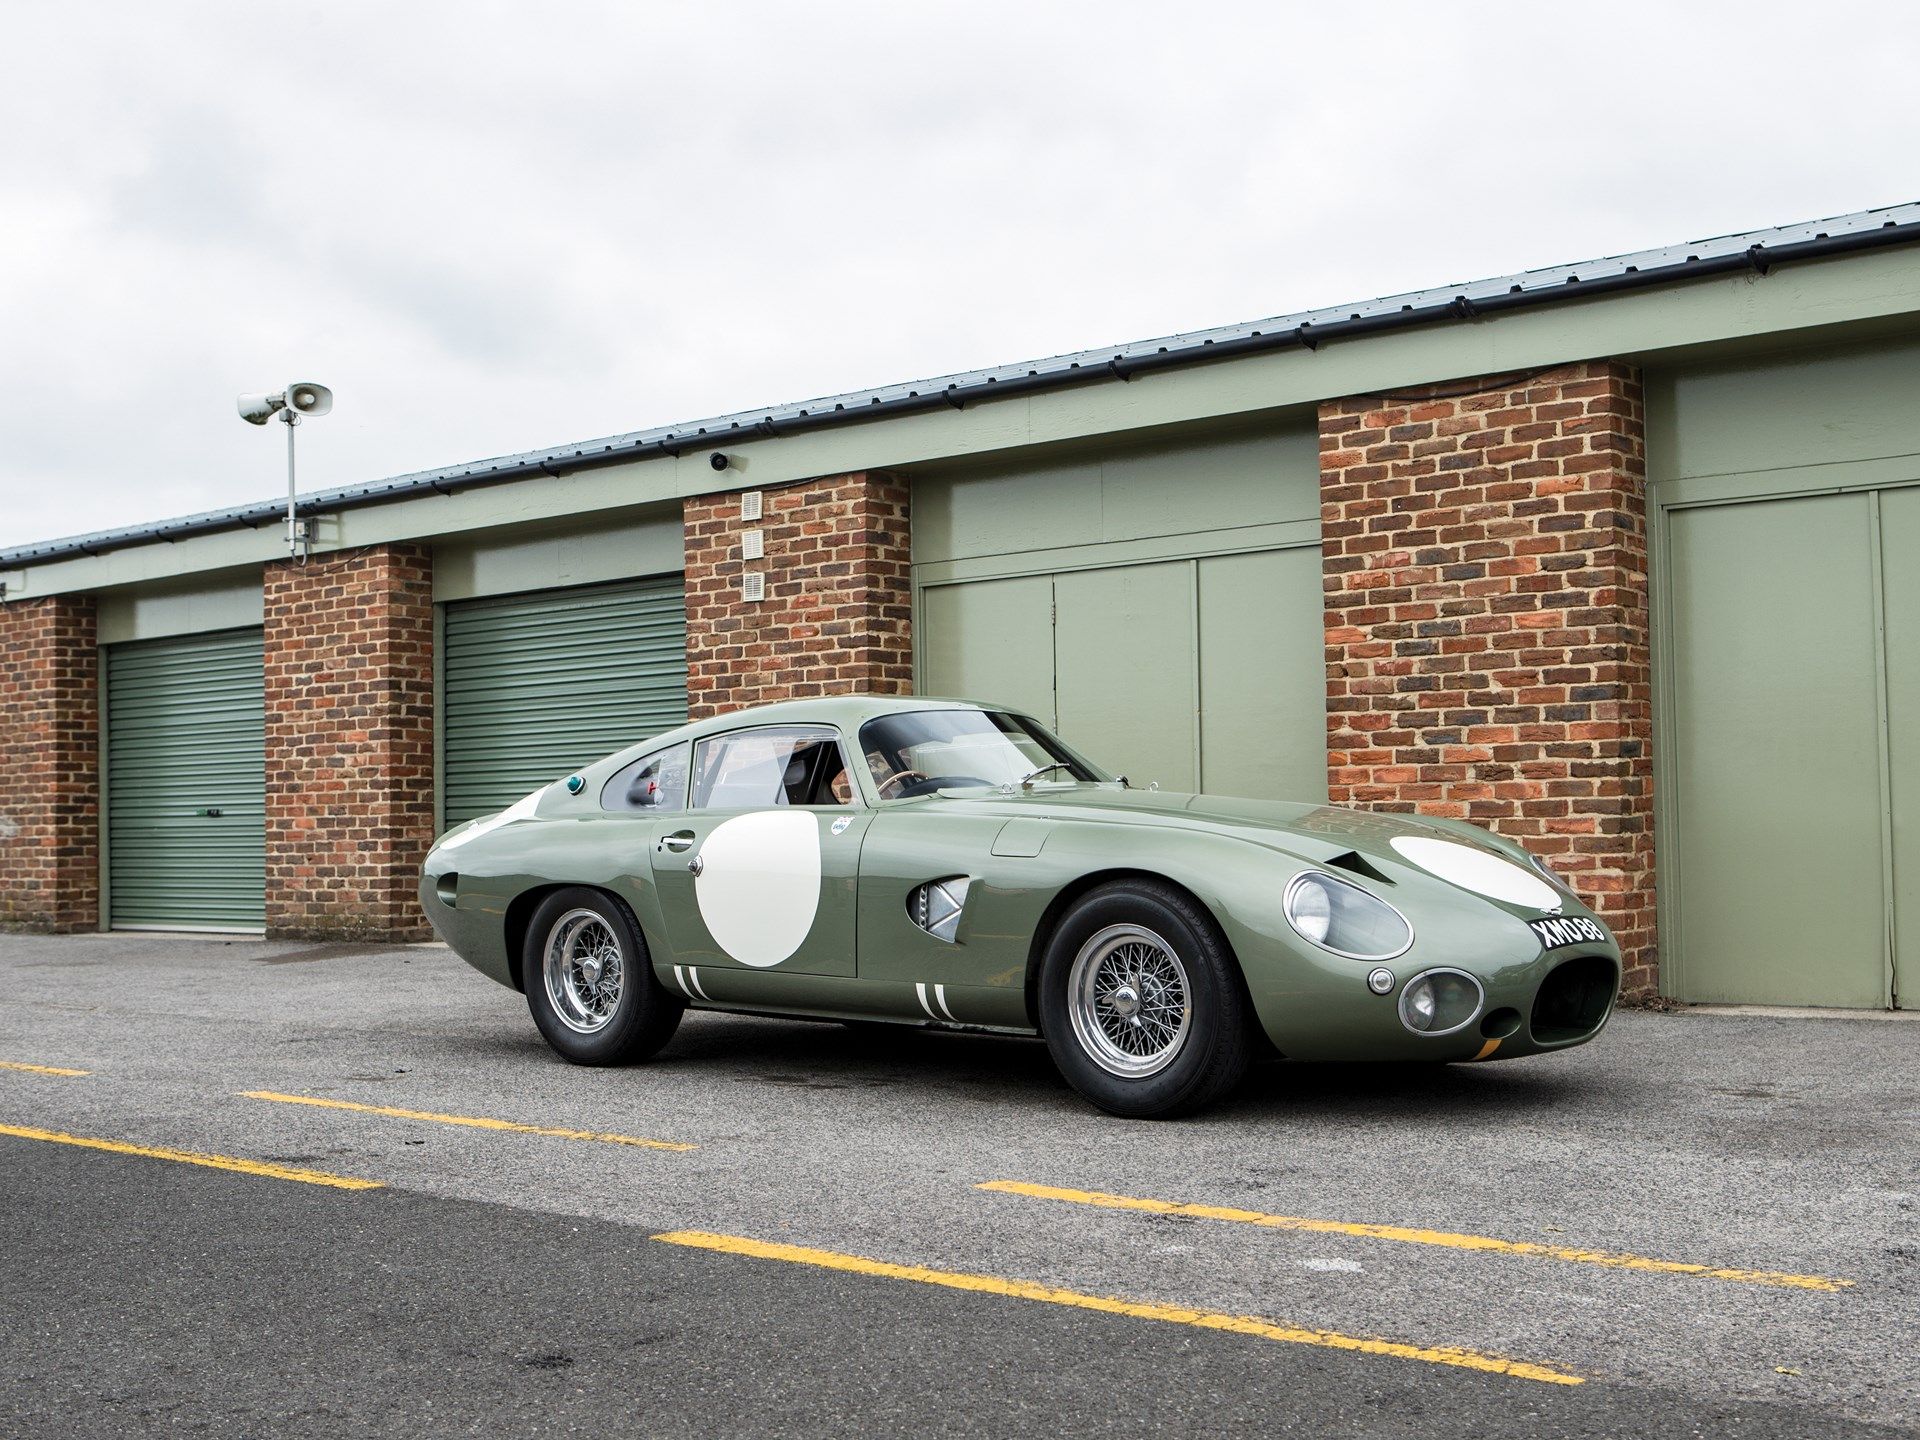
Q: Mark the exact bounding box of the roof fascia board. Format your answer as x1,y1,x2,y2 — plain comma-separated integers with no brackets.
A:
10,245,1920,600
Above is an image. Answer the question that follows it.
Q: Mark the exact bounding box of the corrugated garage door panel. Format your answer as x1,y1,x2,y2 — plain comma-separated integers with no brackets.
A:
106,629,266,930
442,578,687,827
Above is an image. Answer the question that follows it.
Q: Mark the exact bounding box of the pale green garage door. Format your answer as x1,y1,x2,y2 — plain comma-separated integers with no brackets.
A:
919,549,1328,802
441,578,688,828
1665,490,1918,1008
105,629,265,931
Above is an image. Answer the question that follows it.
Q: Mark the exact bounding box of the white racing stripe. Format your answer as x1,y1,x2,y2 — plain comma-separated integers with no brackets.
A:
933,984,959,1022
671,965,713,1002
915,983,938,1020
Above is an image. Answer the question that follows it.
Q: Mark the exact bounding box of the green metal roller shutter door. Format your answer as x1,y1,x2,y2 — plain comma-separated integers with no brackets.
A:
441,578,688,828
105,629,266,931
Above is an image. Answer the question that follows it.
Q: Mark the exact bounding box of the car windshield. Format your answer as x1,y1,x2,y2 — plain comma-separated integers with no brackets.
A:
855,709,1107,795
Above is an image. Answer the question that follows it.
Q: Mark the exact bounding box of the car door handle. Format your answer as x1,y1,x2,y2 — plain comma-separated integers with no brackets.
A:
659,831,696,853
687,855,704,877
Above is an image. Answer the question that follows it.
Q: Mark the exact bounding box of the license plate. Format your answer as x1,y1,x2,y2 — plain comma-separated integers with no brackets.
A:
1528,915,1610,950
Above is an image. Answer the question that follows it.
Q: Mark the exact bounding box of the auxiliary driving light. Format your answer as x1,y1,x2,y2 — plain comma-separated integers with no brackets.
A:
1397,969,1484,1036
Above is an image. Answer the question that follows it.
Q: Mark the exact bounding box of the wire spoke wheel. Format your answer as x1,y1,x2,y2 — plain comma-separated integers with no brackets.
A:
542,907,626,1035
1067,923,1193,1079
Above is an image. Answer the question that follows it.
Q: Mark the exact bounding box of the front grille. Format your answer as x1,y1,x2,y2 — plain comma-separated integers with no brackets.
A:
1530,954,1618,1044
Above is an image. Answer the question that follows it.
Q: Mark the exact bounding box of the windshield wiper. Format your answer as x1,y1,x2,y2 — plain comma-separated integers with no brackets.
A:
1019,762,1075,790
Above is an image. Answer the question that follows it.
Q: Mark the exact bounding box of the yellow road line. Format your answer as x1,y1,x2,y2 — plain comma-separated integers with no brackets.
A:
0,1061,89,1076
980,1181,1851,1293
242,1091,697,1152
654,1229,1583,1385
0,1121,383,1190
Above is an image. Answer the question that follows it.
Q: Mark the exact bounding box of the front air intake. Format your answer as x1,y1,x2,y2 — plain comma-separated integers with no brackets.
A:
1530,954,1618,1044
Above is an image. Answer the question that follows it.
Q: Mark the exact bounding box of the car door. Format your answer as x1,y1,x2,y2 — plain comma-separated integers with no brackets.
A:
648,724,869,977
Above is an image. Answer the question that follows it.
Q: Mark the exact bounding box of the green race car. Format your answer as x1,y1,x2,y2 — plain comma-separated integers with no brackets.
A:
420,695,1620,1117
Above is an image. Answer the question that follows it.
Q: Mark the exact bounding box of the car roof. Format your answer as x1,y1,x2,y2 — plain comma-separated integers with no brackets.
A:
636,693,1007,754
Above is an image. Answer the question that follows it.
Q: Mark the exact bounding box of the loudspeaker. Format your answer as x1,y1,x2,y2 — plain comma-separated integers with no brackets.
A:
286,382,332,417
237,392,283,425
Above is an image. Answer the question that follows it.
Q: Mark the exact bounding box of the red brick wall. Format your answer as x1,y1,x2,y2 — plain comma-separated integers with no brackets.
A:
0,595,99,931
683,471,912,718
1319,362,1656,993
264,545,435,940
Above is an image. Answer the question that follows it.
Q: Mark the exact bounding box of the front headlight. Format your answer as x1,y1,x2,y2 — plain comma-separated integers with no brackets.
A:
1284,871,1412,960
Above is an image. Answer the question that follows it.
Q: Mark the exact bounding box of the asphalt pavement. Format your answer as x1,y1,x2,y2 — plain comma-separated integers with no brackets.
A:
1,931,1915,1437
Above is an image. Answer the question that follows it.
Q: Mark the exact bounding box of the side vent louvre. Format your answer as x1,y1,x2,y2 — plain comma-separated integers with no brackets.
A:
1325,851,1393,885
907,877,971,944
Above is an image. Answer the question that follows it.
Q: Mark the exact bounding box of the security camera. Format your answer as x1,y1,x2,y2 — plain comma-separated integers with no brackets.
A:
237,392,284,426
709,452,732,472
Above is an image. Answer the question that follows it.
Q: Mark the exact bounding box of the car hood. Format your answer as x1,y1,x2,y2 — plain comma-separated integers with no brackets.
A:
926,786,1494,864
923,786,1579,917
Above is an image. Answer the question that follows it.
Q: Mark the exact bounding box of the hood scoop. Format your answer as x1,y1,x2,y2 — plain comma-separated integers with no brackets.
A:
1324,850,1394,885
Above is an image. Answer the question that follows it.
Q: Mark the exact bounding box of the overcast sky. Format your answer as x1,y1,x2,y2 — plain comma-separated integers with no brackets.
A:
2,2,1915,549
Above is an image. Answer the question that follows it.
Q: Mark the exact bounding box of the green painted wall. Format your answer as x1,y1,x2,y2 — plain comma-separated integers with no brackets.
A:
912,422,1318,567
914,422,1327,804
434,508,682,602
96,574,263,645
1647,335,1920,484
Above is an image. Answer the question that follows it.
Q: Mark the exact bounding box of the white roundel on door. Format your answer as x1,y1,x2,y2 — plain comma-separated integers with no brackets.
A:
695,811,821,967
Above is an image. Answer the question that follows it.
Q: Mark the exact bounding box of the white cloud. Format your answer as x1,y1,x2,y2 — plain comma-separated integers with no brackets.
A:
2,0,1916,546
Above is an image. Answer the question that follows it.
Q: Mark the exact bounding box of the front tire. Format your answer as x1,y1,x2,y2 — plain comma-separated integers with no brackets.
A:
1038,880,1251,1118
524,887,682,1065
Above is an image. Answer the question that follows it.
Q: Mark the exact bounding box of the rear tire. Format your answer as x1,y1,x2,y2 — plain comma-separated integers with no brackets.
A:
523,887,682,1065
1038,880,1251,1118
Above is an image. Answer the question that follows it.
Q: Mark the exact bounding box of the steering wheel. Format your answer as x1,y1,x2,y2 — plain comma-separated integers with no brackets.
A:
875,768,931,799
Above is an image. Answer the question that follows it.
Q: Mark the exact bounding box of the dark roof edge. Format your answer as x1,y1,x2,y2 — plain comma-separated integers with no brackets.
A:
7,202,1920,571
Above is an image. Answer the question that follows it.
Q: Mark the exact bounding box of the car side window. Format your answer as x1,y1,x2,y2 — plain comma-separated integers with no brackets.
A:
691,727,856,809
600,743,692,813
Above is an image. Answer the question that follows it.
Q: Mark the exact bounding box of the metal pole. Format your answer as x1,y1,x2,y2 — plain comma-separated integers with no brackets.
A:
283,409,302,561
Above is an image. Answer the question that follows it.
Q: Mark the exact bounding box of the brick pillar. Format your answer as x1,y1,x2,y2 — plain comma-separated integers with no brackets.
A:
264,545,435,941
683,471,912,719
1319,362,1656,993
0,595,99,931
